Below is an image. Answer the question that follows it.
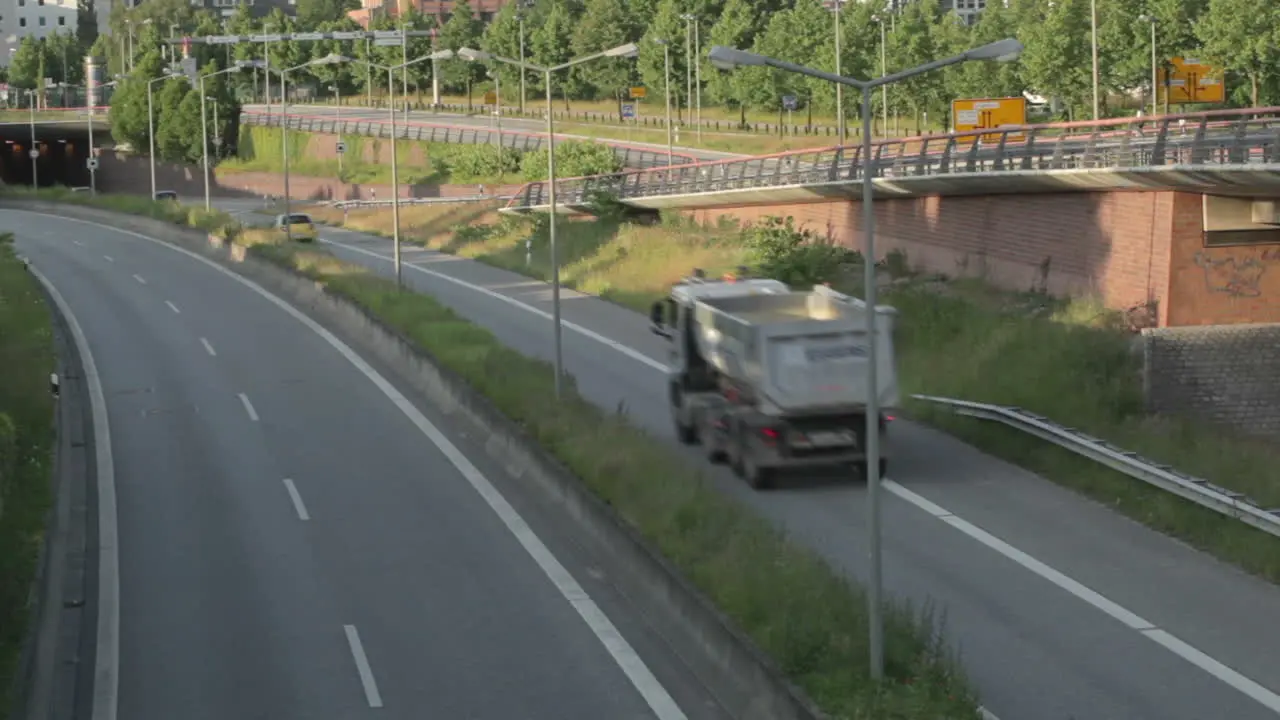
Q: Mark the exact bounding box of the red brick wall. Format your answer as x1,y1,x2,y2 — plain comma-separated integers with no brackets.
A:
1166,193,1280,325
687,191,1183,321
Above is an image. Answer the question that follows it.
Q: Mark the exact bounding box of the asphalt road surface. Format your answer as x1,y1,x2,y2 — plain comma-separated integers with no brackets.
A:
9,208,731,720
229,205,1280,720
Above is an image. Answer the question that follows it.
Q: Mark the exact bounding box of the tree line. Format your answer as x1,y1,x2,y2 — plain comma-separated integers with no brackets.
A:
96,0,1276,162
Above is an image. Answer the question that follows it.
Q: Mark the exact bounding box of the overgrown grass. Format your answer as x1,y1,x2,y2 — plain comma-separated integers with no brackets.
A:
0,232,56,717
221,126,522,186
310,202,1280,584
6,189,989,720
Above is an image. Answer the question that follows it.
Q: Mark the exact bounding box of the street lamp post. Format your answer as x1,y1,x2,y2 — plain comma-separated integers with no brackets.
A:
457,43,640,399
653,39,674,165
708,37,1024,680
1139,14,1157,117
282,55,349,241
1091,0,1100,120
680,14,694,127
831,0,845,145
489,70,503,152
199,61,263,210
329,85,344,173
148,70,183,199
316,51,455,285
26,90,37,187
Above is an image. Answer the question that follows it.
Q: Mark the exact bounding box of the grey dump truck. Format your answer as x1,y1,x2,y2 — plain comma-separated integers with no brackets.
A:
649,269,900,489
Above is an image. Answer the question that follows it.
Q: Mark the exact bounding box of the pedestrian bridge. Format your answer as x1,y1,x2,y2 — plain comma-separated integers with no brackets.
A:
500,107,1280,214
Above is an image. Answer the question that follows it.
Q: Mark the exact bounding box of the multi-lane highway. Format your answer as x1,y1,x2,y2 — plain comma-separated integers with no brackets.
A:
9,208,729,720
225,204,1280,720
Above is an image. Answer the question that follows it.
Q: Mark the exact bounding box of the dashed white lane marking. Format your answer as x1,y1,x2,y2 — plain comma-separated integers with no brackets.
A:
165,300,180,314
343,625,383,708
282,479,310,521
238,393,259,422
200,338,217,357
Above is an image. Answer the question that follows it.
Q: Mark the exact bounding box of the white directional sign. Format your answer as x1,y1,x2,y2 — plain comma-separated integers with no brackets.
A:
207,35,240,44
331,31,366,40
250,34,283,42
374,37,403,46
373,30,402,39
86,157,99,170
29,149,39,159
293,32,324,41
336,141,347,154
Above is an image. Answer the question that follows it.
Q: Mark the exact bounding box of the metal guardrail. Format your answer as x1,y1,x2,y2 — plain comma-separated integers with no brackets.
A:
503,106,1280,209
241,111,698,171
914,394,1280,539
325,194,514,210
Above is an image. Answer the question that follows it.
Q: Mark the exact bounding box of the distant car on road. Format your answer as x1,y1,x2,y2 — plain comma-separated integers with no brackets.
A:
153,190,178,201
274,212,317,242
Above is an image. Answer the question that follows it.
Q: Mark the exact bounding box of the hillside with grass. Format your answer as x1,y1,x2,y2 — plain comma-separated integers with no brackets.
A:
303,200,1280,583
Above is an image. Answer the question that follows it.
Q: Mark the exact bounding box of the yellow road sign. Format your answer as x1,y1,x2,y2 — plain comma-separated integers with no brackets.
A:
1157,56,1226,105
630,86,646,99
483,91,497,105
951,97,1027,144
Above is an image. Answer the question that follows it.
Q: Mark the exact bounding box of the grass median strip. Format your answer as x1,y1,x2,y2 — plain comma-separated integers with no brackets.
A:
5,190,989,719
304,201,1280,584
0,232,56,718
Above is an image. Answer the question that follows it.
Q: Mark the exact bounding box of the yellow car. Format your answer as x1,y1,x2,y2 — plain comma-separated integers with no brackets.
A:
275,213,318,242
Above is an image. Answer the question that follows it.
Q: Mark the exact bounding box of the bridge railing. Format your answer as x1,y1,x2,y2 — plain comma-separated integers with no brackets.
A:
502,106,1280,209
240,110,699,171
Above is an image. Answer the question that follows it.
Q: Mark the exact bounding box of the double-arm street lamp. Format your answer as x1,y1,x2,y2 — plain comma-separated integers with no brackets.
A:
456,42,640,399
708,36,1023,681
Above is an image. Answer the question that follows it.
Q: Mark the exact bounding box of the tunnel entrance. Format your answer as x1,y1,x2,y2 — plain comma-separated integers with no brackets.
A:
0,124,93,188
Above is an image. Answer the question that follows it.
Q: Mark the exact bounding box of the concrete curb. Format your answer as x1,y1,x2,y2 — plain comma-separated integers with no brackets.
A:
6,201,828,720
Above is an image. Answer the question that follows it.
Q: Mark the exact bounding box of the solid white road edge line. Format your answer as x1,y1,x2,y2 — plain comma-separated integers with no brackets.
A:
200,338,217,356
24,265,120,720
238,393,259,422
318,230,1280,715
165,300,180,314
41,213,689,720
342,625,383,708
282,479,311,521
102,255,113,262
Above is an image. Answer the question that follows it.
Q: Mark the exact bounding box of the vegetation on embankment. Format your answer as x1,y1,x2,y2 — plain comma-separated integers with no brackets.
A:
221,126,624,186
304,201,1280,584
4,187,989,719
0,232,56,717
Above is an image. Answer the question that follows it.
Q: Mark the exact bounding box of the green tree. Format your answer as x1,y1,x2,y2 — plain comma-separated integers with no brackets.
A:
309,19,363,95
438,0,486,100
108,50,165,149
153,77,192,161
942,0,1023,103
297,0,358,28
1197,0,1280,106
77,0,99,49
480,1,529,104
704,0,756,118
638,0,688,117
1017,0,1093,118
569,0,638,106
8,37,43,91
531,0,576,108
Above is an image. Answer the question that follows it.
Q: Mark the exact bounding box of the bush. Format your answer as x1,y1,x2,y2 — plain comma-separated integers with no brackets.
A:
520,139,623,181
436,144,523,181
742,215,860,286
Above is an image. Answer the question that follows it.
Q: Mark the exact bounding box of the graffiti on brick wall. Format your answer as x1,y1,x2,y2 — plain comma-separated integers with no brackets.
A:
1193,252,1272,297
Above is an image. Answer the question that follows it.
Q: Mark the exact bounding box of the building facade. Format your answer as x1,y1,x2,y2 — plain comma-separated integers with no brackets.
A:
0,0,100,64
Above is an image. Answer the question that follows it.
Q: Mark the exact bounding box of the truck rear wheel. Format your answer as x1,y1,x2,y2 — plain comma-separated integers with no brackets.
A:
742,453,774,490
671,387,698,444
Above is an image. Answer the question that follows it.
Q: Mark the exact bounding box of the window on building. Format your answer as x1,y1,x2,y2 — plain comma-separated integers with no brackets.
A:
39,15,46,24
37,0,44,6
18,17,25,25
17,0,24,7
58,14,65,24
